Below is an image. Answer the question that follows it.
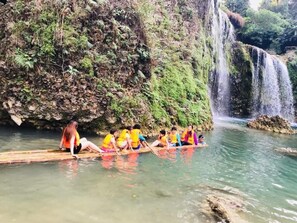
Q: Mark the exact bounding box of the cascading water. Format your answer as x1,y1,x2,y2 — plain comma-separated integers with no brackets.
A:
209,0,235,117
208,0,294,121
250,46,294,121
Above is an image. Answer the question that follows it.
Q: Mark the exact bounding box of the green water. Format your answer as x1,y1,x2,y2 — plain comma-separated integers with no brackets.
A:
0,119,297,223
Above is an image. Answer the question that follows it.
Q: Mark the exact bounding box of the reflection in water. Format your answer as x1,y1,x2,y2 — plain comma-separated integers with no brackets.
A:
100,153,140,174
1,120,297,223
115,153,139,174
180,148,196,164
101,155,115,169
157,149,177,162
58,160,79,178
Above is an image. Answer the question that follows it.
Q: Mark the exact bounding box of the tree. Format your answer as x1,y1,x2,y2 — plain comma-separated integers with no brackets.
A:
261,0,290,16
259,0,297,52
238,9,289,50
225,0,249,16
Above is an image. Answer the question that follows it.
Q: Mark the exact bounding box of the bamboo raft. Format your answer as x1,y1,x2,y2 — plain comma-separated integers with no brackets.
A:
0,144,208,165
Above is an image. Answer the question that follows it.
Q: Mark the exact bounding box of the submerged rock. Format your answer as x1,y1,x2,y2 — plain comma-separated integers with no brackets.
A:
247,115,295,134
207,195,247,223
189,185,248,223
275,147,297,157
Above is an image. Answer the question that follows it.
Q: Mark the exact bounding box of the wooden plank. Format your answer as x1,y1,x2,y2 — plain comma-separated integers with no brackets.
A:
0,144,208,165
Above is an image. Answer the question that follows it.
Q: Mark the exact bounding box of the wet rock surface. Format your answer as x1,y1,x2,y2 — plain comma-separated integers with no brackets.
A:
275,147,297,157
247,115,295,134
207,195,247,223
190,185,248,223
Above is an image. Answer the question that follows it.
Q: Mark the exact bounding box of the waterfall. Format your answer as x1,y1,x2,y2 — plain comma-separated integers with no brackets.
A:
208,0,294,121
250,46,294,121
209,0,235,117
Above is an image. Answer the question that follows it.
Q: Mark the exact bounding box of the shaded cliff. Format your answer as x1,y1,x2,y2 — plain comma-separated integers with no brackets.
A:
0,0,214,132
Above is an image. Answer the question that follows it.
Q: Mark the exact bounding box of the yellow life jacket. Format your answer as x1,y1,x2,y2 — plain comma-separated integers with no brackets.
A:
160,135,167,146
63,131,80,148
169,133,178,144
117,129,129,143
187,132,194,145
102,134,114,149
181,130,194,145
130,129,141,148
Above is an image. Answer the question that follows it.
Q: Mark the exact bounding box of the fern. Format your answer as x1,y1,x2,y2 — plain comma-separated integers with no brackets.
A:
14,49,34,70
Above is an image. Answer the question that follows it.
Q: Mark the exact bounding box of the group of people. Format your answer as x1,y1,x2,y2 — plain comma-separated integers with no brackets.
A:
59,121,205,158
151,125,205,148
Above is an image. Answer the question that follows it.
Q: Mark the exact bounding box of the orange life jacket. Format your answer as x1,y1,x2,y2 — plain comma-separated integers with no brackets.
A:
159,135,167,146
181,130,187,141
63,131,80,148
181,130,194,145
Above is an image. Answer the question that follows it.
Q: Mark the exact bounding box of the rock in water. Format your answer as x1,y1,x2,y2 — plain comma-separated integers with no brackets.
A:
10,115,22,126
207,195,247,223
247,115,295,134
275,148,297,157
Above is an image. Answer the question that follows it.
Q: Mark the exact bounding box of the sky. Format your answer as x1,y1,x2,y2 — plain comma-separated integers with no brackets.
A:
250,0,261,10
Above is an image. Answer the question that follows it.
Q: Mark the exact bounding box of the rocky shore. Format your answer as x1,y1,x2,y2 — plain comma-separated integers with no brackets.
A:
247,115,295,134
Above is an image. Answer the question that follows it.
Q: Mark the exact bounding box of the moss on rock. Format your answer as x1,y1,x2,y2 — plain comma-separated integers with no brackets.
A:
0,0,213,133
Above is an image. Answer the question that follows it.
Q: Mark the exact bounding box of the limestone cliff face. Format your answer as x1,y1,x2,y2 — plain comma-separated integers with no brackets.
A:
0,0,214,132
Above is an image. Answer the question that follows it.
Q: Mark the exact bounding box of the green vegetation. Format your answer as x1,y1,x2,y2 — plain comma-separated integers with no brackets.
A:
80,56,94,76
225,0,249,16
288,56,297,102
226,0,296,53
14,48,35,70
238,9,289,51
1,0,214,132
135,0,212,128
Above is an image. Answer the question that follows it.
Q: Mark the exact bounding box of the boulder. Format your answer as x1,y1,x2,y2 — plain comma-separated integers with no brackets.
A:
247,115,295,134
10,115,22,126
275,147,297,157
207,195,248,223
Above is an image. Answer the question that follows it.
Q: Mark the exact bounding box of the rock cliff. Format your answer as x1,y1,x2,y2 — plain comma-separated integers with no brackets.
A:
0,0,214,132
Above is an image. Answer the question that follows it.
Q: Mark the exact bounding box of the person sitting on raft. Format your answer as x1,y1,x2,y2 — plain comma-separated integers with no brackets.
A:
101,129,120,154
117,126,133,151
198,134,206,145
168,126,182,147
59,121,103,159
181,125,198,146
151,130,169,148
130,124,147,150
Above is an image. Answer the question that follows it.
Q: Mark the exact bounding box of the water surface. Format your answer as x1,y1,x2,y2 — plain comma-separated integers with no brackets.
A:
0,120,297,223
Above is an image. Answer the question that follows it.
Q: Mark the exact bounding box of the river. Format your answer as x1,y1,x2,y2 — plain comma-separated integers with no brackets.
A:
0,118,297,223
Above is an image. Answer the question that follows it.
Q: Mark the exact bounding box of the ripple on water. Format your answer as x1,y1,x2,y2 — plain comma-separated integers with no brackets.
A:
0,122,297,223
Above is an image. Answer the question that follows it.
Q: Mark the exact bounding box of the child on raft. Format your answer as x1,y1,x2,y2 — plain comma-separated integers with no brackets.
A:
117,126,133,151
59,120,103,158
168,126,182,147
101,129,120,154
130,124,148,150
181,125,198,146
151,130,169,148
198,134,206,145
